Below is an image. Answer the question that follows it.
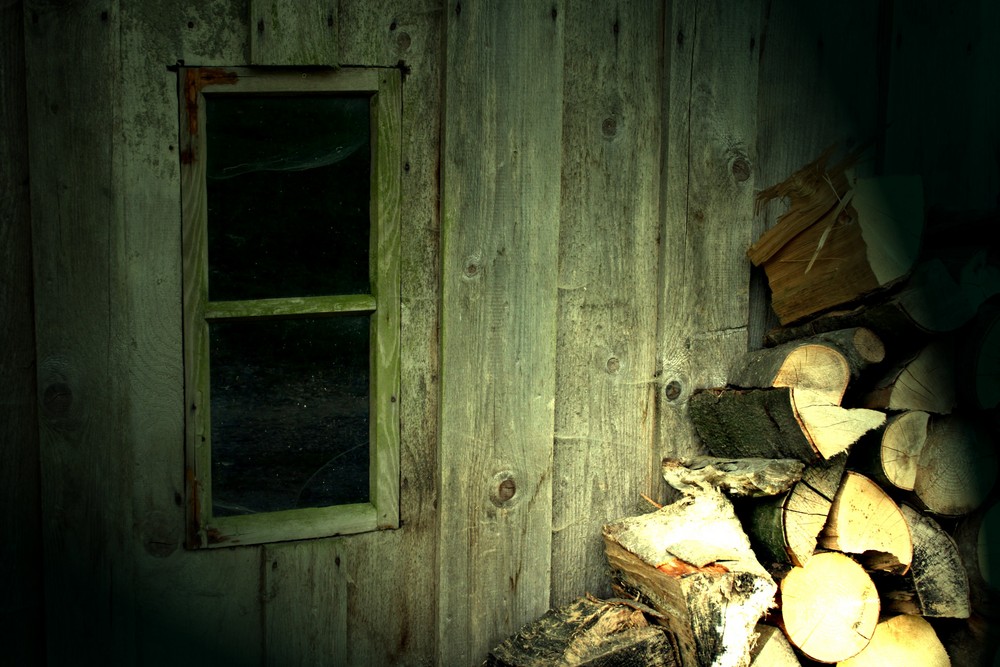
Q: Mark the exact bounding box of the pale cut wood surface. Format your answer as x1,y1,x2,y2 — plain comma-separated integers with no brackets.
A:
438,2,563,662
818,471,913,574
854,410,929,492
0,2,44,661
657,0,761,468
24,1,138,662
728,341,850,406
551,0,662,607
837,615,950,667
250,0,338,65
749,624,801,667
120,2,264,664
779,551,880,663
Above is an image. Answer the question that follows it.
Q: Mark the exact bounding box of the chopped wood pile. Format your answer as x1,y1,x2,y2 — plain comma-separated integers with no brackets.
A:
487,146,1000,666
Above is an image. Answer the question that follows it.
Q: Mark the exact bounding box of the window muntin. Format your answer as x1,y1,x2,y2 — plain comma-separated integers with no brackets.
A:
179,67,401,548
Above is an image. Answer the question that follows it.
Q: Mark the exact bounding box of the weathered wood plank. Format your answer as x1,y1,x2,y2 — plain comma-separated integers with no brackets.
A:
750,0,880,345
118,2,263,663
24,1,137,663
551,0,663,608
250,0,338,66
0,2,44,662
657,0,761,465
438,1,563,662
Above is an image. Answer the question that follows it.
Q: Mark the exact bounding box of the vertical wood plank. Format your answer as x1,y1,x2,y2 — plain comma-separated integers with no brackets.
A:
24,0,137,663
438,0,563,662
656,0,761,464
257,1,444,664
0,2,44,662
551,0,663,606
883,0,999,212
119,2,264,664
250,0,338,66
752,0,881,346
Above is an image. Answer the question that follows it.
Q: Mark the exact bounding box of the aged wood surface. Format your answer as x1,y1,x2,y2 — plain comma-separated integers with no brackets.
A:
120,1,263,664
552,0,662,607
438,1,563,662
24,0,137,662
0,1,43,662
657,0,761,468
250,0,338,65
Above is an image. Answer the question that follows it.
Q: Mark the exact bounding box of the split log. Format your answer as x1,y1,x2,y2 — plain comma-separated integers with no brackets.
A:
851,410,929,492
818,470,913,575
744,453,847,568
728,340,852,403
690,387,885,462
485,596,680,667
878,504,970,618
861,338,958,415
913,413,998,517
602,492,776,667
750,164,923,326
748,624,800,667
778,551,881,663
835,615,950,667
661,457,804,498
760,328,885,381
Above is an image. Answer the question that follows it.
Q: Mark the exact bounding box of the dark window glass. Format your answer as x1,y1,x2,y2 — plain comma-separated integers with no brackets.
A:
205,95,372,301
209,315,371,516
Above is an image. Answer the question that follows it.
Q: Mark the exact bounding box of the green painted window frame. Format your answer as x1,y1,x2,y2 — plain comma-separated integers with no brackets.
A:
178,66,401,548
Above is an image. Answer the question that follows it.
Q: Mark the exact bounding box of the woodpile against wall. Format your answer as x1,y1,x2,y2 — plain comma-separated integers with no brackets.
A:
487,146,1000,666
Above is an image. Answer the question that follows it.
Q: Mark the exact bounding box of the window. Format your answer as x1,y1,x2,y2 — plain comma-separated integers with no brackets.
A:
178,67,401,548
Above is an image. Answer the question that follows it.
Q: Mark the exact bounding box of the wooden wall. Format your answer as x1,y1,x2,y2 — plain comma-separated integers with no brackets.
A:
8,0,997,664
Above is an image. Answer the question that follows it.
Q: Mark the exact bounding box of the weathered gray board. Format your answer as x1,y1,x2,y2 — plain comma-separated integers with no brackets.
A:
438,1,563,662
656,0,761,468
1,2,44,663
553,0,664,607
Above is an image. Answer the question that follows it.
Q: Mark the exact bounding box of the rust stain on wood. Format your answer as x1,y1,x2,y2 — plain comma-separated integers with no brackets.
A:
183,67,239,139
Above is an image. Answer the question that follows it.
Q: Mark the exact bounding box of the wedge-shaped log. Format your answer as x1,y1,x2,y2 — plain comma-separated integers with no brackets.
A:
818,471,913,575
878,504,970,618
836,615,950,667
486,596,681,667
603,492,776,667
690,387,884,462
748,624,800,667
778,551,880,663
744,453,847,567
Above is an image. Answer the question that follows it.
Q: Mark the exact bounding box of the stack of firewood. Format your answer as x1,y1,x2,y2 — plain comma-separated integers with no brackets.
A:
487,147,1000,666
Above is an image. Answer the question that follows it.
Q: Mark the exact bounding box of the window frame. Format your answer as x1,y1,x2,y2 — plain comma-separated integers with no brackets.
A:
178,66,401,548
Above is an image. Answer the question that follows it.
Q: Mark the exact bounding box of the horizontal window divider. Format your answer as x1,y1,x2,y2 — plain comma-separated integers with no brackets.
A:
204,294,377,321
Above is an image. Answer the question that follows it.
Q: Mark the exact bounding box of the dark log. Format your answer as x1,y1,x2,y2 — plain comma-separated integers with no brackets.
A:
912,414,998,517
861,338,958,415
486,596,681,667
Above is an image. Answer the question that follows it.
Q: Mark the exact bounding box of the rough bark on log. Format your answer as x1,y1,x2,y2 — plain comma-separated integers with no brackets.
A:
818,471,913,574
485,596,681,667
690,387,884,462
877,504,970,618
661,457,804,498
861,338,958,415
778,551,880,663
836,614,950,667
603,492,776,667
851,410,929,492
744,453,848,568
913,413,998,517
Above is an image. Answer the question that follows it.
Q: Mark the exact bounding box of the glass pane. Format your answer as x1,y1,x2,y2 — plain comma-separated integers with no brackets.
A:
209,315,371,516
205,94,372,301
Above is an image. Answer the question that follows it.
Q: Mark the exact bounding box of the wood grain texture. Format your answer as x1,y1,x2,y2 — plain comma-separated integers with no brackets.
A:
552,0,662,607
0,2,44,662
657,0,761,467
250,0,338,65
24,1,138,662
119,2,263,663
438,1,563,662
